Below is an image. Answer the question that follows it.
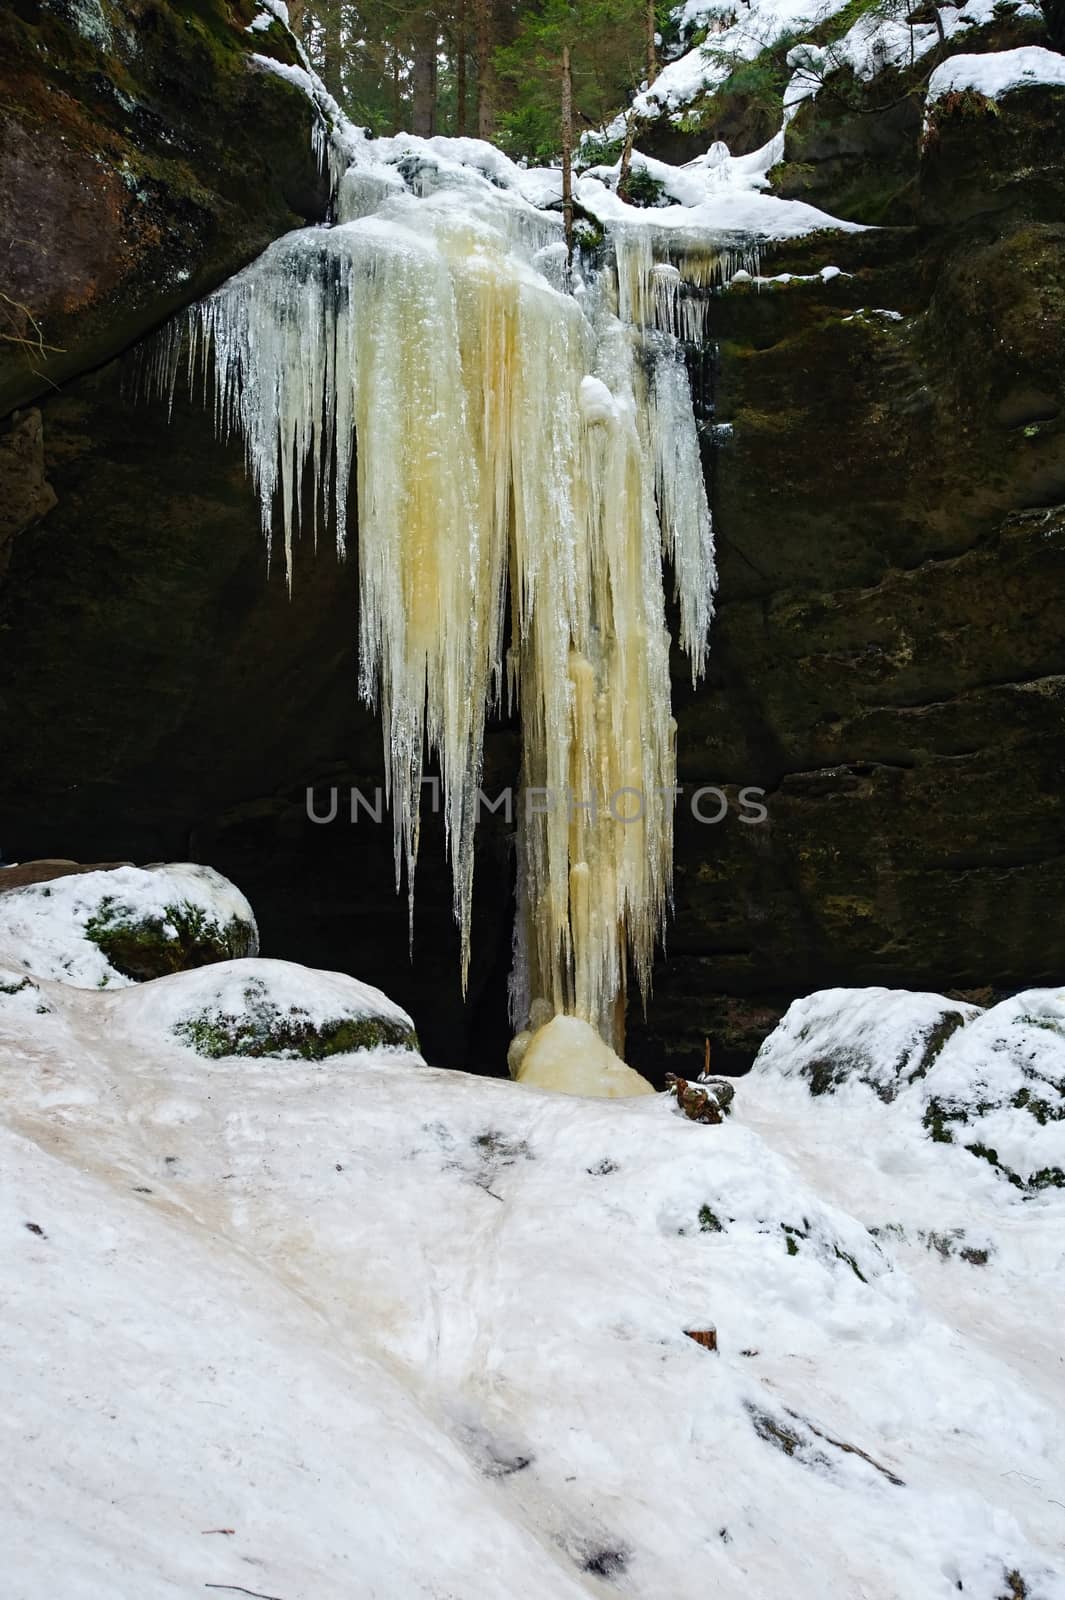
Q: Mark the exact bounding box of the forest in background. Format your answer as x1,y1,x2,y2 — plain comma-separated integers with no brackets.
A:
287,0,665,161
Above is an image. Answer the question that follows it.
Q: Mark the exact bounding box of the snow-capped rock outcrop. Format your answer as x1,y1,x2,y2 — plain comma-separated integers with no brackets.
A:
0,862,258,989
123,956,422,1061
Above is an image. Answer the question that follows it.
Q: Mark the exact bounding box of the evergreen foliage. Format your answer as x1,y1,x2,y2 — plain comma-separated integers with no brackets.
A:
290,0,661,158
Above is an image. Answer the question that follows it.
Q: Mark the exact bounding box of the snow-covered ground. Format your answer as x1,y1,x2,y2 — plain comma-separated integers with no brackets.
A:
4,960,1064,1599
249,2,870,243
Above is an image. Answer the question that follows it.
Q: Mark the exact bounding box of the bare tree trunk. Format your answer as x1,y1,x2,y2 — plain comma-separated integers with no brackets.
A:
320,23,334,98
474,0,495,138
561,44,574,268
617,108,637,200
287,0,306,39
645,0,658,85
412,12,438,137
456,0,468,135
391,43,402,134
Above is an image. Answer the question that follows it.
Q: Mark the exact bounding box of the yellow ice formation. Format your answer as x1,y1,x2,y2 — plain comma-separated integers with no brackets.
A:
162,145,720,1053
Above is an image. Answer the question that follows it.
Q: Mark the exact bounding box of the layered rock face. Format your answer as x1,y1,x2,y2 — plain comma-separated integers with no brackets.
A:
627,51,1065,1077
0,0,328,417
1,4,1062,1074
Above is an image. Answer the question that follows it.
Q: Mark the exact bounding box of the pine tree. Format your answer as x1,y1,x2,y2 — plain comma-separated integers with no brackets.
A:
494,0,646,163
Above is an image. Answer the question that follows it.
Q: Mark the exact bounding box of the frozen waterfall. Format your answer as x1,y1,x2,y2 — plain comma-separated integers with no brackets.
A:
152,131,742,1048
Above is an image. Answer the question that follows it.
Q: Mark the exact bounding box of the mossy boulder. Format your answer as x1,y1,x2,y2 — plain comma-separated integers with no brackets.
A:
0,861,258,988
84,892,256,982
752,987,981,1102
149,958,421,1061
0,0,329,418
919,988,1065,1190
920,79,1065,226
764,9,1048,225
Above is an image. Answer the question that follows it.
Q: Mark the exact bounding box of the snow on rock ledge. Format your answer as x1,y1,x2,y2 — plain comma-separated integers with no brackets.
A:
0,863,258,989
922,988,1065,1191
113,956,421,1061
927,46,1065,106
752,985,980,1101
753,984,1065,1192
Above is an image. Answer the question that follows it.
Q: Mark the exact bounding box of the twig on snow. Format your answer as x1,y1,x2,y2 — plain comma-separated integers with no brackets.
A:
205,1585,287,1600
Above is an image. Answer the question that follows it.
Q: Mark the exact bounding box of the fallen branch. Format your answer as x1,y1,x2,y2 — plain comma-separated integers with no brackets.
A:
792,1411,905,1487
205,1585,287,1600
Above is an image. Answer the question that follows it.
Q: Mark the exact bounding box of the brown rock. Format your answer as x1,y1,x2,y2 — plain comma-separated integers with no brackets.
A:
0,860,131,893
0,411,56,579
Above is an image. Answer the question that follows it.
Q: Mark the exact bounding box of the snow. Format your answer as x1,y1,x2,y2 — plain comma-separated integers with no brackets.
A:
752,983,1065,1191
755,984,981,1099
619,0,1045,152
4,973,1065,1597
576,171,865,236
636,0,855,118
843,305,905,321
922,988,1065,1187
0,863,258,990
829,0,1044,86
927,45,1065,104
112,956,418,1056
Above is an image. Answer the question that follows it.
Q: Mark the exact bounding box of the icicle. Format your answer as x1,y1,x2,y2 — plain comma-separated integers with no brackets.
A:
157,145,734,1048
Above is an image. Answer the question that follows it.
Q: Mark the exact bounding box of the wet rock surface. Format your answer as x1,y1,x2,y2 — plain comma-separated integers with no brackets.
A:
0,0,328,418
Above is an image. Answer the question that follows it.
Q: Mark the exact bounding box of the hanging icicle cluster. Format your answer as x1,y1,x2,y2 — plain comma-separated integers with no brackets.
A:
151,143,723,1046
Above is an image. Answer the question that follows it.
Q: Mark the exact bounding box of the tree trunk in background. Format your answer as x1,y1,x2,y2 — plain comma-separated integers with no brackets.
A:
474,0,495,138
561,44,573,266
315,1,344,102
617,108,637,201
391,44,402,134
412,13,438,137
1043,0,1065,49
287,0,306,37
646,0,658,84
456,0,468,135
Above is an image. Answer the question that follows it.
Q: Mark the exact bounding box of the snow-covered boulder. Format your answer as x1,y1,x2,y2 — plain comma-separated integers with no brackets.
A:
753,986,980,1102
0,863,258,989
754,983,1065,1194
114,957,421,1061
920,988,1065,1191
926,46,1065,109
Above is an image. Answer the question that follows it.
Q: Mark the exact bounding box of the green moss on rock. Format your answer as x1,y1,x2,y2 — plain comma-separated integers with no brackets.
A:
85,894,256,981
173,976,419,1060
